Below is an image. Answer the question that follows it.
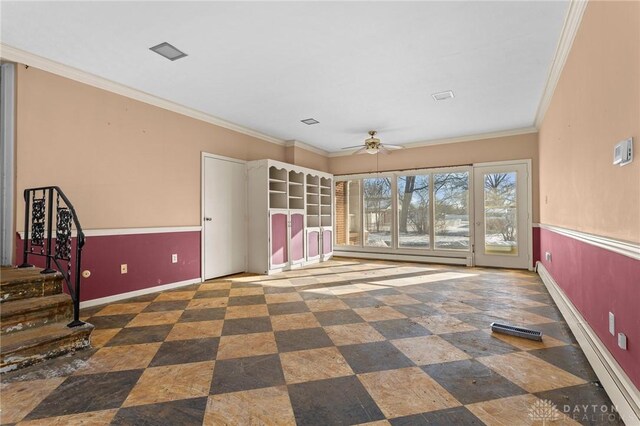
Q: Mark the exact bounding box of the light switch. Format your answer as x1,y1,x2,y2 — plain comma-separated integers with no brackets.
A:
545,252,552,262
172,254,178,264
609,312,615,335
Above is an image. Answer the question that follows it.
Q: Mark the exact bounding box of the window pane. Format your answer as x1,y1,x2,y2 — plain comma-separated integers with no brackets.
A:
364,177,392,247
334,180,361,246
434,172,469,250
397,175,430,248
484,172,518,255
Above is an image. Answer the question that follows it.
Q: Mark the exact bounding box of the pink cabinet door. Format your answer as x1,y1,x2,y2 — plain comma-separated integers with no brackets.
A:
322,229,333,255
271,213,288,267
290,213,304,263
307,230,320,259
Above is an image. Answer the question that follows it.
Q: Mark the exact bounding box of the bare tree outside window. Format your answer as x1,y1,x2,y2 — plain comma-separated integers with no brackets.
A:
397,175,429,248
483,172,518,254
364,177,392,247
434,172,469,250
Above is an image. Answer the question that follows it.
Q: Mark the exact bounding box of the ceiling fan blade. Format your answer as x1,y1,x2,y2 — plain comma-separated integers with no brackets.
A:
341,145,365,150
381,144,404,150
352,146,368,155
378,146,391,155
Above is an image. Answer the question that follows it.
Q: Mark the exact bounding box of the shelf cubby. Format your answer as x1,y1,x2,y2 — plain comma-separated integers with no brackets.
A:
270,181,287,193
289,170,304,185
269,192,287,209
269,166,288,182
307,194,319,205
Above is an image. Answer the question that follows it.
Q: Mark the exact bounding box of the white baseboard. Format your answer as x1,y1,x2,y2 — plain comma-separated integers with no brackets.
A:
334,250,468,266
79,277,202,309
537,262,640,424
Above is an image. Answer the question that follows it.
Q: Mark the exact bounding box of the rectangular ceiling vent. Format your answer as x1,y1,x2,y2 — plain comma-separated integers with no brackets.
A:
432,90,455,101
149,42,188,61
301,118,320,125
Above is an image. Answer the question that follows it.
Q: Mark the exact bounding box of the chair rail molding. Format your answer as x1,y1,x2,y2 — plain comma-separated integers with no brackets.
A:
538,223,640,261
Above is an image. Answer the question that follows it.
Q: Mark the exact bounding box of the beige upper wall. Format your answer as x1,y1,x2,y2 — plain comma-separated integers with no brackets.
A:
539,0,639,243
329,132,540,222
15,66,287,229
289,146,330,173
15,65,538,230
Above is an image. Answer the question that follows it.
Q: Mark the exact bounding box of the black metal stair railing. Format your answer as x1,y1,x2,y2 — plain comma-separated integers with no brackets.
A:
18,186,86,328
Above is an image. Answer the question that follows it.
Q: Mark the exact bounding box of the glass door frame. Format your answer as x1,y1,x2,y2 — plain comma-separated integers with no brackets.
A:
472,160,533,270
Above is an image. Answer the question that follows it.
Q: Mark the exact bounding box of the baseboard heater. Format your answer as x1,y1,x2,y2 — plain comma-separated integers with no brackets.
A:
491,322,543,341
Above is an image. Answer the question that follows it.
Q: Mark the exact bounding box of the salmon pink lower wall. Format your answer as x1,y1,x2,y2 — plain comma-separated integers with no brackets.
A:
15,231,201,302
538,227,640,389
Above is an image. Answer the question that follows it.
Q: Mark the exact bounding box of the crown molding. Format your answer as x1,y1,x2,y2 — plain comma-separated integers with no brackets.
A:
327,126,538,157
2,0,588,159
285,140,329,156
534,0,588,128
0,43,286,146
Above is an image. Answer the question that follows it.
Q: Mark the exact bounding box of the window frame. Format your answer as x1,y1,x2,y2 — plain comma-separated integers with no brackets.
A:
334,166,473,259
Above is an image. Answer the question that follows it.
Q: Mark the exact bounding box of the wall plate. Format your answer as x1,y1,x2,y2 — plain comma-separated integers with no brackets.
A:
613,138,633,166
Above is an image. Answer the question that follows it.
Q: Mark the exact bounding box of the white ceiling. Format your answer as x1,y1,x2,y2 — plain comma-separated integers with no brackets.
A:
1,1,569,152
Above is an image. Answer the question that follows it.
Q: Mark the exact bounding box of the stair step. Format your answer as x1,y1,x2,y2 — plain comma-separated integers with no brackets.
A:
1,293,73,335
1,266,63,303
0,321,94,373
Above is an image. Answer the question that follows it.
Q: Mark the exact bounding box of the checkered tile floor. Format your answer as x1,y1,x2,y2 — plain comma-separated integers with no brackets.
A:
1,259,622,425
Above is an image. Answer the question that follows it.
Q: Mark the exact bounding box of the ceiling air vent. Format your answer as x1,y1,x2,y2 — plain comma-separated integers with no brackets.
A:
301,118,320,125
149,42,188,61
432,90,455,101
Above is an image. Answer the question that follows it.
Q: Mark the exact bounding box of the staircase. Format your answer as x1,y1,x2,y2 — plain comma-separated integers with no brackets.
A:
1,266,93,373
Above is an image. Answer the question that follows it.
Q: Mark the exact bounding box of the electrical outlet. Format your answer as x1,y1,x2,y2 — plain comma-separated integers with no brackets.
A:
618,333,627,350
609,312,615,335
121,264,128,274
171,254,178,264
545,251,552,262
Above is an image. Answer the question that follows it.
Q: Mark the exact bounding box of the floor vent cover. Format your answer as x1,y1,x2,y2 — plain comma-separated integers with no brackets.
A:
490,322,543,341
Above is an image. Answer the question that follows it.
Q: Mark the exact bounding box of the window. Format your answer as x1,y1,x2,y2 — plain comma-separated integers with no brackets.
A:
335,167,470,254
434,172,469,250
484,172,518,255
363,177,392,247
334,180,361,246
397,175,429,248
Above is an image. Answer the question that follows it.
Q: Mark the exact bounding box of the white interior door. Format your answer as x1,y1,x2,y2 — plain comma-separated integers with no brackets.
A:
203,156,246,280
473,163,530,269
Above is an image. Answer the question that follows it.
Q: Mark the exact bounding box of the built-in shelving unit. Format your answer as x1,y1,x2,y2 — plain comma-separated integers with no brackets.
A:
247,159,334,274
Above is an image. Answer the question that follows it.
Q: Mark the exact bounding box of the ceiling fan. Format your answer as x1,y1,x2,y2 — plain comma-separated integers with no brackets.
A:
342,131,404,155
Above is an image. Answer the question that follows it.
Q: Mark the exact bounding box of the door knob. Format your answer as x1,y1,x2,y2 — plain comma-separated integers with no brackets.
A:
204,217,212,221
